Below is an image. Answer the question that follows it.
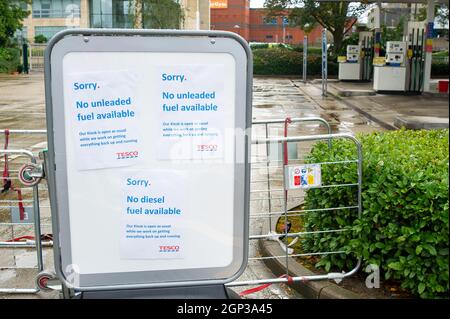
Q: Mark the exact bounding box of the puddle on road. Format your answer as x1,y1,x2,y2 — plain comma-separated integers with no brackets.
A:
328,111,369,125
253,103,274,109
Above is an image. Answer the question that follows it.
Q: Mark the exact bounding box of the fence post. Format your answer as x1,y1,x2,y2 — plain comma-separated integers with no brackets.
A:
321,29,328,97
303,35,308,83
22,43,29,74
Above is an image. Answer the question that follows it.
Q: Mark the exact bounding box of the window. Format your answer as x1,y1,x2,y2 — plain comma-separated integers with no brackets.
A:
263,17,277,25
90,0,133,29
32,0,80,18
282,16,289,25
266,35,273,39
39,0,50,17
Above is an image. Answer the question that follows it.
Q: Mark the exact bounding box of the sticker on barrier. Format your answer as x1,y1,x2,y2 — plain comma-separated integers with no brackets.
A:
285,164,322,189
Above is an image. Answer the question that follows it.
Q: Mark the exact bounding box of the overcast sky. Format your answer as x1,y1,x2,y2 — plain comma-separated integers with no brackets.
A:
251,0,266,8
250,1,371,23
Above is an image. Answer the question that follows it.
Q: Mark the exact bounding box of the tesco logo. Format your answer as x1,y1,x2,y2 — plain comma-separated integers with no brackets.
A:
116,151,138,160
159,245,180,253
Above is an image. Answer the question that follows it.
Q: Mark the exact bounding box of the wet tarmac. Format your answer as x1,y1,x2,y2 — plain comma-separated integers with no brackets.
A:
229,77,383,299
0,73,383,299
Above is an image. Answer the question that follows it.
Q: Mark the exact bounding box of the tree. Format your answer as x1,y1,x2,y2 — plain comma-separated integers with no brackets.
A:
417,3,449,27
130,0,184,29
436,4,449,26
34,34,47,44
265,0,367,54
380,16,405,56
0,0,29,47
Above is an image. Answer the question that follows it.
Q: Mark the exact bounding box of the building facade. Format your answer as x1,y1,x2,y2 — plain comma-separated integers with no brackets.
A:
210,0,323,45
18,0,210,43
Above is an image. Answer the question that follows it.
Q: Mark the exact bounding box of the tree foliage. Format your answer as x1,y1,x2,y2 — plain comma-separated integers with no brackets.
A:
264,0,366,53
417,3,449,27
380,16,405,55
0,0,29,47
436,4,449,26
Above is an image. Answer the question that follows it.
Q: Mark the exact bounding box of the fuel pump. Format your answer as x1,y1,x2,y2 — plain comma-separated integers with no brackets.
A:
359,31,374,81
406,22,425,94
373,41,408,92
338,31,373,81
338,45,362,81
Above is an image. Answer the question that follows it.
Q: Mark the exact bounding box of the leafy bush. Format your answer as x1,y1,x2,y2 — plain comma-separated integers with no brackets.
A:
253,47,301,75
431,62,449,77
338,32,360,56
250,43,270,50
432,50,449,57
0,47,21,73
253,47,338,76
250,43,291,50
302,129,449,298
252,47,448,77
290,45,323,55
34,34,47,44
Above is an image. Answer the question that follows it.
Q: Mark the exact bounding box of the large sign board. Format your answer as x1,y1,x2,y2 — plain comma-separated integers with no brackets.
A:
44,29,252,290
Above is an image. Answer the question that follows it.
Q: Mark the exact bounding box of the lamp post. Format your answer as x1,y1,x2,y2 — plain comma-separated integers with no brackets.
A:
234,24,241,37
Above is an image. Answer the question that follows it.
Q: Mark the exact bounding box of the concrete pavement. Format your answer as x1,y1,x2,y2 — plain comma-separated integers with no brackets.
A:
322,80,449,130
1,73,385,299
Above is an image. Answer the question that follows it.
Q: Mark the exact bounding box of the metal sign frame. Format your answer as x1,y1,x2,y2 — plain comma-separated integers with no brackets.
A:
44,29,252,291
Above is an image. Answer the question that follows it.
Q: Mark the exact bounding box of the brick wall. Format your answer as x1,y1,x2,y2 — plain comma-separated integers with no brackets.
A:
211,3,323,46
210,0,250,39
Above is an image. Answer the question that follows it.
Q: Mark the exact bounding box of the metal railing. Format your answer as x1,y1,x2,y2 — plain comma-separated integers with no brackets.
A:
0,130,48,294
250,117,332,231
226,118,362,291
29,44,46,70
0,119,362,296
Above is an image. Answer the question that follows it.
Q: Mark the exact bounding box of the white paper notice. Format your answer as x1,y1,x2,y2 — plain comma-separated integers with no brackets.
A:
120,170,187,260
156,64,228,160
65,70,141,170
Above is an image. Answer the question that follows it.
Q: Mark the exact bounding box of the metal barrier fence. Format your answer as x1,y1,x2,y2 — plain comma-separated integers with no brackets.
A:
29,44,46,71
226,119,362,291
0,130,49,294
0,119,362,296
250,117,332,232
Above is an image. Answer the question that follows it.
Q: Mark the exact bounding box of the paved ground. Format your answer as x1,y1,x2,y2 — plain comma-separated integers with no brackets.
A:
323,80,449,130
1,73,385,299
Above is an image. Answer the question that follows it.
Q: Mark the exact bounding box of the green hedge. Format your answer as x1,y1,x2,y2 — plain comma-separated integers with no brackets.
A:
0,47,21,73
253,47,338,76
302,129,449,298
431,63,449,77
433,50,449,57
290,45,323,55
250,43,291,50
252,47,448,77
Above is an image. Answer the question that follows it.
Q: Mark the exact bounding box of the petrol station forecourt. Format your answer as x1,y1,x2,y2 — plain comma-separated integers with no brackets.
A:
0,0,448,301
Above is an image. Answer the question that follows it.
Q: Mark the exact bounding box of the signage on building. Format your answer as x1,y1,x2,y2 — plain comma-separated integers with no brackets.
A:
210,0,228,9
